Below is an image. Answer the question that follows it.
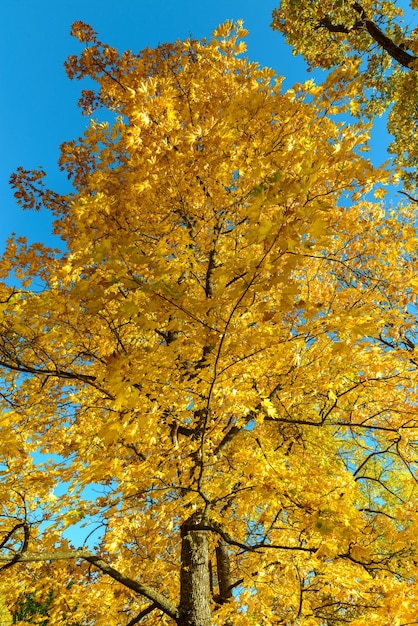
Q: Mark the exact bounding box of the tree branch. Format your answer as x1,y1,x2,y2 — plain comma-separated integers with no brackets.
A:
362,18,416,69
85,555,178,620
0,523,30,572
0,550,179,621
0,357,113,399
190,523,316,554
319,1,417,70
126,604,157,626
399,190,418,203
0,549,89,562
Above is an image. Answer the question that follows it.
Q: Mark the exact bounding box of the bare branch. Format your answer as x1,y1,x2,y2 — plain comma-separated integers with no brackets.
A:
399,190,418,203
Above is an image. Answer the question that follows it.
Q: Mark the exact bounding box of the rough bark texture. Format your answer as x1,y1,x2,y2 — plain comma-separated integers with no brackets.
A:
363,17,416,69
179,516,212,626
215,539,232,603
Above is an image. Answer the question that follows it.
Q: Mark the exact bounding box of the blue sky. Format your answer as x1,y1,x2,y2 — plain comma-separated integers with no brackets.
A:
1,0,393,253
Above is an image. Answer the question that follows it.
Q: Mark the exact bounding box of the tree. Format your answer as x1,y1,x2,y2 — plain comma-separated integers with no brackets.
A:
271,0,418,190
0,20,417,626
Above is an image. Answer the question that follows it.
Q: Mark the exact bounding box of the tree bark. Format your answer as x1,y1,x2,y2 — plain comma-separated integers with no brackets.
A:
215,539,232,603
351,2,417,70
320,2,417,70
179,515,212,626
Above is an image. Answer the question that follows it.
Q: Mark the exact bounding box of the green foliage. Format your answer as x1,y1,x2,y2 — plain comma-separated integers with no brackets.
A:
12,591,53,625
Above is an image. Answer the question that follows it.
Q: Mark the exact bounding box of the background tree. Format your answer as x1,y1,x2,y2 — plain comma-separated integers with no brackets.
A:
0,20,417,626
272,0,418,190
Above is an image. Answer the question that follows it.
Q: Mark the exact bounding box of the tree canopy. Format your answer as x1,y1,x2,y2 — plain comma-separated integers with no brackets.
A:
1,19,417,626
272,0,418,190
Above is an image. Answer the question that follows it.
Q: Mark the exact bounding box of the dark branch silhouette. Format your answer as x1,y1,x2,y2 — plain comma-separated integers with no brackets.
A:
319,1,417,69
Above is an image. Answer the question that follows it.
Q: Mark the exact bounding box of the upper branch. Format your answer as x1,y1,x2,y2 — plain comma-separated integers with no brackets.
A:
0,523,29,572
0,356,114,400
191,522,316,554
319,1,417,70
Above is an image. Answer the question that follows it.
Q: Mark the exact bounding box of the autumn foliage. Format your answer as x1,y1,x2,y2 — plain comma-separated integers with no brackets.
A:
1,20,418,626
272,0,418,189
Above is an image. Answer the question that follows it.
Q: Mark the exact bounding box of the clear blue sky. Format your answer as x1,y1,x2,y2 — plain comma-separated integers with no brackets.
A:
1,0,391,252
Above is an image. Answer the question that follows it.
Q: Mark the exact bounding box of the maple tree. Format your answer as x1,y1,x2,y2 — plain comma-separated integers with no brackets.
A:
1,19,418,626
272,0,418,190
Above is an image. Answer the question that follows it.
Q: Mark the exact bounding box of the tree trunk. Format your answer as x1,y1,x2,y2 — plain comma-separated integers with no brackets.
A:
178,516,212,626
215,539,232,603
